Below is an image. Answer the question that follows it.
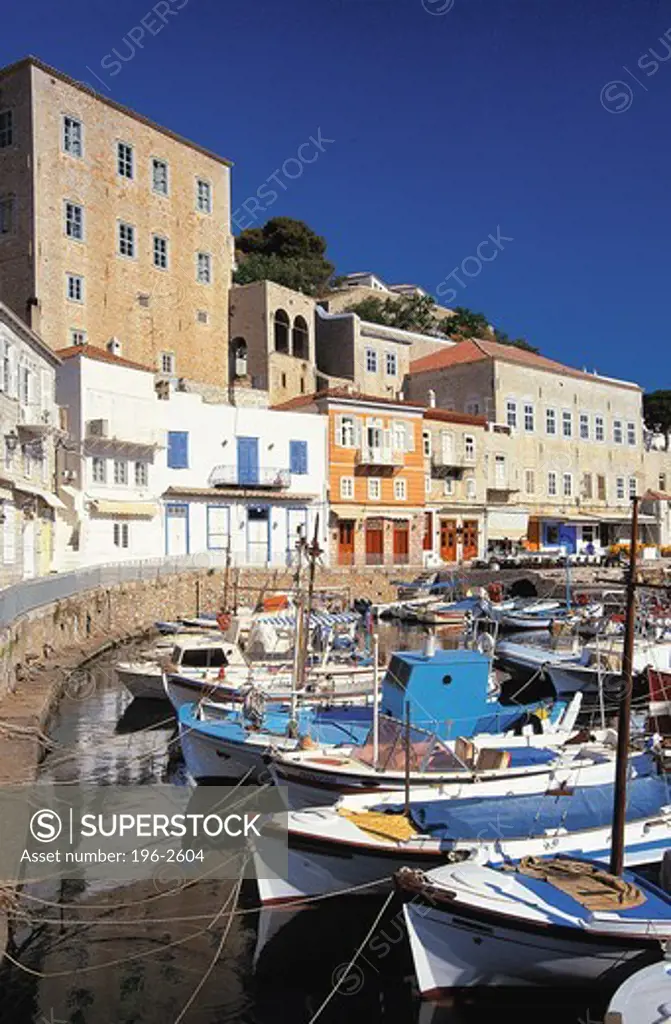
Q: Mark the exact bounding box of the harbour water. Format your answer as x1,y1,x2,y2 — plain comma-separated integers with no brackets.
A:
0,632,616,1024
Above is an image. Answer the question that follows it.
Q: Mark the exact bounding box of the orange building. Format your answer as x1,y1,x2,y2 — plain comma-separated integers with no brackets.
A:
275,390,426,567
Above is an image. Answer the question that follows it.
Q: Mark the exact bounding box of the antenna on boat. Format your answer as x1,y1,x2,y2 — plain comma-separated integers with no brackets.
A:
290,516,322,731
610,494,640,876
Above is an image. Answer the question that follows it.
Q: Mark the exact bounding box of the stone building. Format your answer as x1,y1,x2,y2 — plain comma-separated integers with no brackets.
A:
228,280,317,406
276,389,426,568
0,301,63,584
0,56,233,388
407,337,664,555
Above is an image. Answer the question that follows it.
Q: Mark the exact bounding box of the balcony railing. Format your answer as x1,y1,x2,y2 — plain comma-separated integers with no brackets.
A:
431,450,473,469
356,446,403,467
208,465,291,489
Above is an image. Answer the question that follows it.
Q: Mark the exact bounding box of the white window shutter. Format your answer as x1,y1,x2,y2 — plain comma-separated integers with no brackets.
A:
405,422,414,451
335,414,344,446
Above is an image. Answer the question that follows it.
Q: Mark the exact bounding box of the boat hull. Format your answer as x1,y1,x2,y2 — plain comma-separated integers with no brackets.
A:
117,666,163,700
403,900,653,992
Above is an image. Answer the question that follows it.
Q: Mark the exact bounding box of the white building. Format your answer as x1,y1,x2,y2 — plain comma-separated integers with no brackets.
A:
55,343,164,567
55,342,328,568
157,390,328,565
0,302,63,584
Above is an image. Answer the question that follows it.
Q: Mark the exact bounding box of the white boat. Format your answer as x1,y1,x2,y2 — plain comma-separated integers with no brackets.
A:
398,857,671,992
605,957,671,1022
252,755,667,904
163,661,376,712
267,699,589,809
116,632,248,700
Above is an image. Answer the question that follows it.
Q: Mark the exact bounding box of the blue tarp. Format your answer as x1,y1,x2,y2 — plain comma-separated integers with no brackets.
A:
179,702,373,747
401,772,669,841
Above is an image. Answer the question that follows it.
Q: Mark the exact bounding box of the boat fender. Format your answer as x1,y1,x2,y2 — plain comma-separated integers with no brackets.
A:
218,666,226,680
299,735,316,750
476,632,495,658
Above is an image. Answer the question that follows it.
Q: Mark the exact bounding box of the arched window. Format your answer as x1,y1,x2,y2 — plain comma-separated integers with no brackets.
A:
274,309,289,353
230,337,247,379
292,315,309,359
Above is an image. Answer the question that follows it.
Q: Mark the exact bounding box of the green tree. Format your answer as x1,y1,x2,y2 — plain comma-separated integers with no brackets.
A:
234,217,335,295
346,293,440,334
438,306,491,341
643,390,671,450
492,328,539,354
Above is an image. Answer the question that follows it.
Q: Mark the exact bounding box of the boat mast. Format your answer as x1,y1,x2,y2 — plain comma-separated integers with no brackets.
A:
610,494,640,876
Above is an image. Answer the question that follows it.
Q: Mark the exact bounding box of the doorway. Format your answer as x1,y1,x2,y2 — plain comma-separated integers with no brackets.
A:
365,520,384,566
393,521,409,565
439,518,457,562
462,520,479,560
165,503,189,556
338,520,355,566
247,506,270,565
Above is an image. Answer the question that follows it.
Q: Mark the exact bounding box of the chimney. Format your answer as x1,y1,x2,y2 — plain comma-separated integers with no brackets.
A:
428,389,436,408
107,337,122,357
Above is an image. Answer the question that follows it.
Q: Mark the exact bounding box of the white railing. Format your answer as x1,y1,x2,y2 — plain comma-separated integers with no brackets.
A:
356,446,403,467
208,466,291,488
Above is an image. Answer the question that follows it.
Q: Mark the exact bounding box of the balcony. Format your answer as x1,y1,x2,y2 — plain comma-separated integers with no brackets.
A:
17,405,58,437
208,465,291,489
356,446,403,468
431,450,473,478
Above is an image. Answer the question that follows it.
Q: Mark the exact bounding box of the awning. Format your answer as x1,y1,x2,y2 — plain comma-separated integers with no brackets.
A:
14,483,66,509
0,486,14,501
92,500,158,518
486,509,529,540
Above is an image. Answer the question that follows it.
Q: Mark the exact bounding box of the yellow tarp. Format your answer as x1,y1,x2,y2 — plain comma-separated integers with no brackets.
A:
338,809,417,843
503,857,646,911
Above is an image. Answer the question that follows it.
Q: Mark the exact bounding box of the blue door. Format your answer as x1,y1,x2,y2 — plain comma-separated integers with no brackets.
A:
558,524,577,554
237,437,259,485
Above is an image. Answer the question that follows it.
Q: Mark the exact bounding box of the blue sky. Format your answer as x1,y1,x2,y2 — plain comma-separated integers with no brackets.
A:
2,0,670,388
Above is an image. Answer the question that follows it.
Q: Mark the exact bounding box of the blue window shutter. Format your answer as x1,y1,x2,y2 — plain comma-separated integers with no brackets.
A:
168,431,188,469
290,440,308,475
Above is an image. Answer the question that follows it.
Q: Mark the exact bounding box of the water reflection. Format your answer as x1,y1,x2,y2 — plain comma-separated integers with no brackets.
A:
0,630,612,1024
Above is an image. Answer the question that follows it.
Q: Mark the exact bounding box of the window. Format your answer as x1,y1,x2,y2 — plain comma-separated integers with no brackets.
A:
422,430,431,457
443,477,454,496
274,309,289,352
152,158,169,195
135,462,148,487
425,475,432,495
340,476,354,500
161,352,175,375
582,472,593,499
196,178,212,213
289,440,308,475
466,400,480,416
563,473,573,498
660,473,667,492
595,415,605,442
113,459,128,485
20,366,31,406
92,457,106,484
365,348,377,373
466,477,477,500
292,316,309,359
392,420,407,452
562,411,572,438
196,310,209,324
386,352,397,376
66,274,84,302
524,403,534,432
524,469,535,495
0,110,13,148
117,141,134,179
494,454,506,486
546,408,557,435
65,202,84,241
138,293,150,308
597,475,607,500
368,478,381,500
22,448,32,478
548,471,558,496
464,435,475,462
629,476,637,498
167,431,189,469
506,400,517,430
0,196,15,235
616,476,625,500
338,415,356,448
153,234,168,269
627,422,636,446
197,252,212,284
113,522,129,548
579,413,590,440
118,222,135,258
613,419,623,445
63,116,82,157
70,329,86,345
394,478,407,500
